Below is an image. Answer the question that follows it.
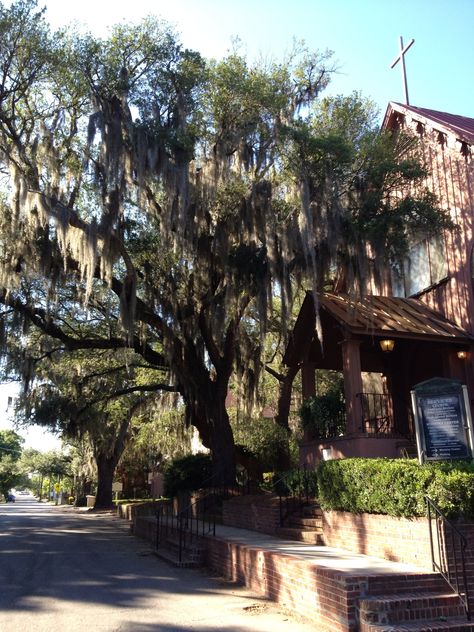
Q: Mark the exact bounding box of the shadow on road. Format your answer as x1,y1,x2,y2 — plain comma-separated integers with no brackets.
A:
0,497,314,632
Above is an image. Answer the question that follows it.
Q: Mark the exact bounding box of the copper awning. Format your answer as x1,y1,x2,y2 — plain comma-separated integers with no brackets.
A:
320,293,473,342
284,292,474,368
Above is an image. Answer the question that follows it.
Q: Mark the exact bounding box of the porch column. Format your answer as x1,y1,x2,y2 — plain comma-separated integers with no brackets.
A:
386,354,409,436
445,345,474,422
301,361,316,401
342,339,363,434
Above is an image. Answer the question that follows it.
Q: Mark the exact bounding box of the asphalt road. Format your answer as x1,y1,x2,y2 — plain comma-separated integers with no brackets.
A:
0,496,316,631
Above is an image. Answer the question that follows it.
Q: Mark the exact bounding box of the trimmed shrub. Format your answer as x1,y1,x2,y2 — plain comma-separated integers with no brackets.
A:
162,453,213,497
317,458,474,519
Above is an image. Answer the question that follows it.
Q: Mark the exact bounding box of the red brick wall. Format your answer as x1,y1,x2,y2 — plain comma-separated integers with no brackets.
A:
321,510,432,569
222,495,281,535
205,538,361,632
131,502,474,630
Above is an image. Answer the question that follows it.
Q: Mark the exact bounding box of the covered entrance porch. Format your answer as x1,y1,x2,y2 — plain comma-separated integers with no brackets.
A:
284,292,474,466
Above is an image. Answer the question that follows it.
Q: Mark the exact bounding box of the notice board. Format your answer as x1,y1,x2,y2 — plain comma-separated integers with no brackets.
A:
411,378,474,463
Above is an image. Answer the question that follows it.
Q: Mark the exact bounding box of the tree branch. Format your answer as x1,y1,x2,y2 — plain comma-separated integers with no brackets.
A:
0,288,167,367
76,382,178,419
264,364,285,382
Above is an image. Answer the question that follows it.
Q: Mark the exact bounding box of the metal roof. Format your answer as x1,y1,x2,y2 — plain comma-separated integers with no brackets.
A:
383,102,474,145
320,293,474,343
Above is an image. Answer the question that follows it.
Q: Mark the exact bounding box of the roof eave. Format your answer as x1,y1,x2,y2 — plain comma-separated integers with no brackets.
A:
382,102,474,147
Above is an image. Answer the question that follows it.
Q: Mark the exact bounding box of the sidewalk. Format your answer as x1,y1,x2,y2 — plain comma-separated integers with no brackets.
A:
198,520,444,631
211,521,428,575
82,506,453,631
62,504,466,632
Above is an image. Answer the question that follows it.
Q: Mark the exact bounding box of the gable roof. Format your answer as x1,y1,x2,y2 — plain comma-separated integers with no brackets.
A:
383,102,474,145
320,293,473,342
284,292,474,367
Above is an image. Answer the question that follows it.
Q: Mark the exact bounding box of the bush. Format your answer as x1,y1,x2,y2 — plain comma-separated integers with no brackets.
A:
317,458,474,519
162,453,213,497
262,468,318,497
300,390,345,439
231,413,294,471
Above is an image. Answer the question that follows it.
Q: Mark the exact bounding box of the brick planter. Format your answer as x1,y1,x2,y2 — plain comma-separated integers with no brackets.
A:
321,510,432,569
222,494,281,535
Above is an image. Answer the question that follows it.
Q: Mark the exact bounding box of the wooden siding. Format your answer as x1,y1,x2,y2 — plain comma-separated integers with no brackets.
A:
384,102,474,335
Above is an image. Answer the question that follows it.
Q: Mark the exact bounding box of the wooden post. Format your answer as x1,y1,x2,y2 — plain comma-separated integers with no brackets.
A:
341,339,363,434
386,352,410,436
301,361,316,401
445,345,474,424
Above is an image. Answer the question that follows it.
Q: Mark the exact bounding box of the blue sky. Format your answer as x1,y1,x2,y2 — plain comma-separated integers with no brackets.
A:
39,0,474,120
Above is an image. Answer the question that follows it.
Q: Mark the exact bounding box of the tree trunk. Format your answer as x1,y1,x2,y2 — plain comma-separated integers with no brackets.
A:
208,399,236,486
273,365,299,471
178,321,238,486
94,454,117,509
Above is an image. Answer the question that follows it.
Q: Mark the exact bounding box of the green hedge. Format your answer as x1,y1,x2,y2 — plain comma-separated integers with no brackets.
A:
317,458,474,519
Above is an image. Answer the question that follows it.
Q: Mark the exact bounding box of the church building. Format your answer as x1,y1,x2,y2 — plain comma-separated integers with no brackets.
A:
285,101,474,466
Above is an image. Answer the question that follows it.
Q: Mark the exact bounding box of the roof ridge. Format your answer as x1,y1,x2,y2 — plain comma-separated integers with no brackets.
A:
386,101,474,145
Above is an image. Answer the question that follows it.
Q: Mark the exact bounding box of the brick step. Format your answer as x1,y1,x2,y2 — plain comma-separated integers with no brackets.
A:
359,592,467,625
301,504,322,518
155,533,206,567
286,516,322,529
161,534,204,553
366,574,451,596
275,526,324,544
154,545,204,568
360,617,474,632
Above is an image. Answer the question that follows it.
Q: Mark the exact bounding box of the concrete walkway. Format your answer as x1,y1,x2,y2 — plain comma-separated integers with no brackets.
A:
134,506,431,576
210,522,430,575
192,519,438,630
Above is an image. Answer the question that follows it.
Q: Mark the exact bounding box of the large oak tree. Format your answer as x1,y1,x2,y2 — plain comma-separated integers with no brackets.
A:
0,1,451,485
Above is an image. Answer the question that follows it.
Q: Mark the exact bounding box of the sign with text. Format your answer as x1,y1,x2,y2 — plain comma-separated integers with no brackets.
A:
411,378,474,463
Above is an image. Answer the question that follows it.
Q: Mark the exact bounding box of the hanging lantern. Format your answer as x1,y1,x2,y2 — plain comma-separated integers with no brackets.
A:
379,339,395,353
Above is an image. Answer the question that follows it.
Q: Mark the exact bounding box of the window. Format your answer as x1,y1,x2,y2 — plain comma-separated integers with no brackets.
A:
392,234,448,297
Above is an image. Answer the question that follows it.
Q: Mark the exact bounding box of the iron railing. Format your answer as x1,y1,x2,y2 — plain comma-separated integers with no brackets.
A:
274,467,315,527
425,496,470,620
357,392,394,435
155,481,247,562
156,492,217,563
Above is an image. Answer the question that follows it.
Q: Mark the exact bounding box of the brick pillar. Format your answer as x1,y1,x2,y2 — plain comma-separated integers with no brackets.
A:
342,339,363,434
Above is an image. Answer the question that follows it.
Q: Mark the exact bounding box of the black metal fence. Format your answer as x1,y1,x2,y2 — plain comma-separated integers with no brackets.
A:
425,495,470,620
155,483,246,562
357,392,395,434
273,467,316,527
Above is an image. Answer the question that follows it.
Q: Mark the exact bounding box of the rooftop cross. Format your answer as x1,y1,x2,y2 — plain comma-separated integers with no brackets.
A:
390,36,415,105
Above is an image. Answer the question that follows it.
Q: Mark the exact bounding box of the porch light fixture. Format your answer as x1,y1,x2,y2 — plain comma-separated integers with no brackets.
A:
379,339,395,353
457,350,468,360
